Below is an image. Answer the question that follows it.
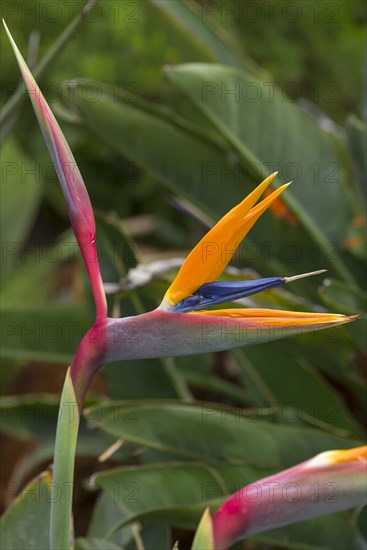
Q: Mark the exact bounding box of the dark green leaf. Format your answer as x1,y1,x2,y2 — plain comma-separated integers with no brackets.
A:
92,462,269,530
250,511,367,550
86,401,361,468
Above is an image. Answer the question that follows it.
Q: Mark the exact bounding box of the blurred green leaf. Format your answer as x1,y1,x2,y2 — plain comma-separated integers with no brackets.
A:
357,505,367,542
0,394,128,483
0,306,90,363
319,279,367,314
240,343,364,437
1,139,43,277
181,368,251,405
101,357,179,400
0,0,97,134
95,212,138,282
319,279,367,356
0,230,75,310
0,394,60,440
72,85,246,218
346,115,367,196
88,492,128,547
0,471,51,550
144,0,260,75
231,347,277,405
1,259,52,310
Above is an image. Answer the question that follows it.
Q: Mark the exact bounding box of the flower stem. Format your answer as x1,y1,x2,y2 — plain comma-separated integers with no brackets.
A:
50,368,80,550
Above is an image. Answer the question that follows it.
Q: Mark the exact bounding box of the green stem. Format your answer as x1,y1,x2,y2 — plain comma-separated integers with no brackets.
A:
50,368,80,550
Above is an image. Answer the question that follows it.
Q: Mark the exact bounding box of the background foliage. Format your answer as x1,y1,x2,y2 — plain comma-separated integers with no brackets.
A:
1,1,366,549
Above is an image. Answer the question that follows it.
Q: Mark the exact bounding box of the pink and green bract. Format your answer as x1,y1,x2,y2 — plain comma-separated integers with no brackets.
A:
212,445,367,549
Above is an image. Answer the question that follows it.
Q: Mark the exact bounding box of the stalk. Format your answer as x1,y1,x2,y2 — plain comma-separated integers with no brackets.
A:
50,369,80,550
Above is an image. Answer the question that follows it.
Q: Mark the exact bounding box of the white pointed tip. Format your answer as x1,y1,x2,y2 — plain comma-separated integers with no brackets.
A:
284,269,327,284
267,171,278,184
3,19,16,49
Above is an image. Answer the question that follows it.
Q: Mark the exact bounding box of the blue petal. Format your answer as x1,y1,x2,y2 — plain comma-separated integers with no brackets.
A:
172,277,285,313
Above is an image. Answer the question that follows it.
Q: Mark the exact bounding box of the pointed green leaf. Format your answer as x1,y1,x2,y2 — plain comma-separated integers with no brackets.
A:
50,368,79,549
192,509,214,550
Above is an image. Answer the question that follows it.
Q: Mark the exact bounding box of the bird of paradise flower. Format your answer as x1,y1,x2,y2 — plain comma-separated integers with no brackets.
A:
4,20,364,550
